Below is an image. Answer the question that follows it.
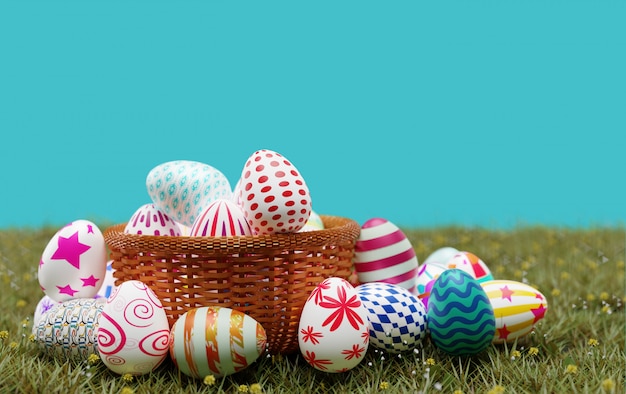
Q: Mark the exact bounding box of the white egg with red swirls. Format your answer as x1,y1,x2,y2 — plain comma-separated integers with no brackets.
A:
97,280,170,375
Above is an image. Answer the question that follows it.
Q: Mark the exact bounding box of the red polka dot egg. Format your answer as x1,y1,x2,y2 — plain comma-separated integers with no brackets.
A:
239,149,312,234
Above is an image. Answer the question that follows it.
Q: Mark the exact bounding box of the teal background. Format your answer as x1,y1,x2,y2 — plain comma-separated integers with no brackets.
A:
1,1,624,229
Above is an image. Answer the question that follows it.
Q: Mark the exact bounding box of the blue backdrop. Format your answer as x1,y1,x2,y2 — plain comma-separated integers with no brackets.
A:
1,1,624,229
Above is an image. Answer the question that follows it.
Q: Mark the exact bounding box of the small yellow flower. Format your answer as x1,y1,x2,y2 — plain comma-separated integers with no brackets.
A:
487,385,505,394
514,270,523,279
238,385,249,393
0,330,8,339
28,334,35,342
15,299,27,308
588,338,599,347
528,347,539,356
521,261,531,270
120,388,134,394
602,305,612,314
601,378,615,392
565,364,578,375
203,375,216,386
616,260,625,269
495,266,505,274
560,272,570,280
600,292,609,301
9,342,18,349
250,383,262,394
21,319,29,326
121,373,134,382
88,354,100,365
551,289,561,297
379,381,390,390
453,390,464,394
586,293,596,302
426,358,436,366
555,258,565,267
510,350,521,359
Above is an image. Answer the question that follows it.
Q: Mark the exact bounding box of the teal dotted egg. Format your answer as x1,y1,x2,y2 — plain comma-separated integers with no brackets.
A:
146,161,232,227
427,269,496,356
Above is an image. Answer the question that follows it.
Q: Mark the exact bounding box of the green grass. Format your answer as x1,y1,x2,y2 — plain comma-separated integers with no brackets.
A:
0,225,624,393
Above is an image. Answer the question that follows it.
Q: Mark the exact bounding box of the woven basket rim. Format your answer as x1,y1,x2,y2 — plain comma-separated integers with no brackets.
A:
103,214,360,254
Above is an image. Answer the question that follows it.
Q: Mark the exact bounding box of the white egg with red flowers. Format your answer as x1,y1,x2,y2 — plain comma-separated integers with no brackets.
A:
38,220,107,302
298,277,369,372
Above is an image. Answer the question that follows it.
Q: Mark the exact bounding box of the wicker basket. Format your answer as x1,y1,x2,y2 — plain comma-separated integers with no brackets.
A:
103,215,360,355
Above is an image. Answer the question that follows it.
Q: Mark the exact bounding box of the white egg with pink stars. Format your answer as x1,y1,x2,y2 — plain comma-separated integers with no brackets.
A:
38,220,107,302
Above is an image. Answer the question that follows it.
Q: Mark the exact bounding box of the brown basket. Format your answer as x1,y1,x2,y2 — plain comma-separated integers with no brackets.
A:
103,215,360,355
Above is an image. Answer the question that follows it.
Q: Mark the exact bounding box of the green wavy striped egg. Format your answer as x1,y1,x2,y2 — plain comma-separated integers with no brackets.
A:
427,269,496,355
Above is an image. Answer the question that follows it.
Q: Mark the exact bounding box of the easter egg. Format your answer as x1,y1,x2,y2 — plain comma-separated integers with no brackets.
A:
33,295,62,328
190,198,252,237
95,260,117,300
38,220,107,302
146,160,232,227
445,251,493,283
427,269,496,356
415,263,447,311
353,218,418,293
169,306,267,379
239,149,312,234
298,277,369,372
124,203,182,236
423,246,459,267
97,280,170,375
481,280,548,344
33,298,105,361
356,282,427,353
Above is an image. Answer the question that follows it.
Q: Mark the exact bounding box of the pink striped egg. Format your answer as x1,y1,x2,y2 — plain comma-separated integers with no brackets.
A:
481,280,548,344
353,218,419,293
190,199,252,237
239,149,312,234
124,203,182,236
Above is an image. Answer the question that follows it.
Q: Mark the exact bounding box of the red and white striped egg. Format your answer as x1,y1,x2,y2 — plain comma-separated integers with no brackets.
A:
190,199,252,237
169,306,267,378
353,218,419,293
481,280,548,344
38,220,107,302
445,251,493,283
298,277,369,372
239,149,312,234
97,280,170,375
124,203,182,236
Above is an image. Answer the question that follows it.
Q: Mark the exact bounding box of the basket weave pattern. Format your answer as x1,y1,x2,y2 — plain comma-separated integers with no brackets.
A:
103,215,360,355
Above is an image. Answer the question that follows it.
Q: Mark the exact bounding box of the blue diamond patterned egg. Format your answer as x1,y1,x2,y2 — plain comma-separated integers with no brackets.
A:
356,282,427,353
